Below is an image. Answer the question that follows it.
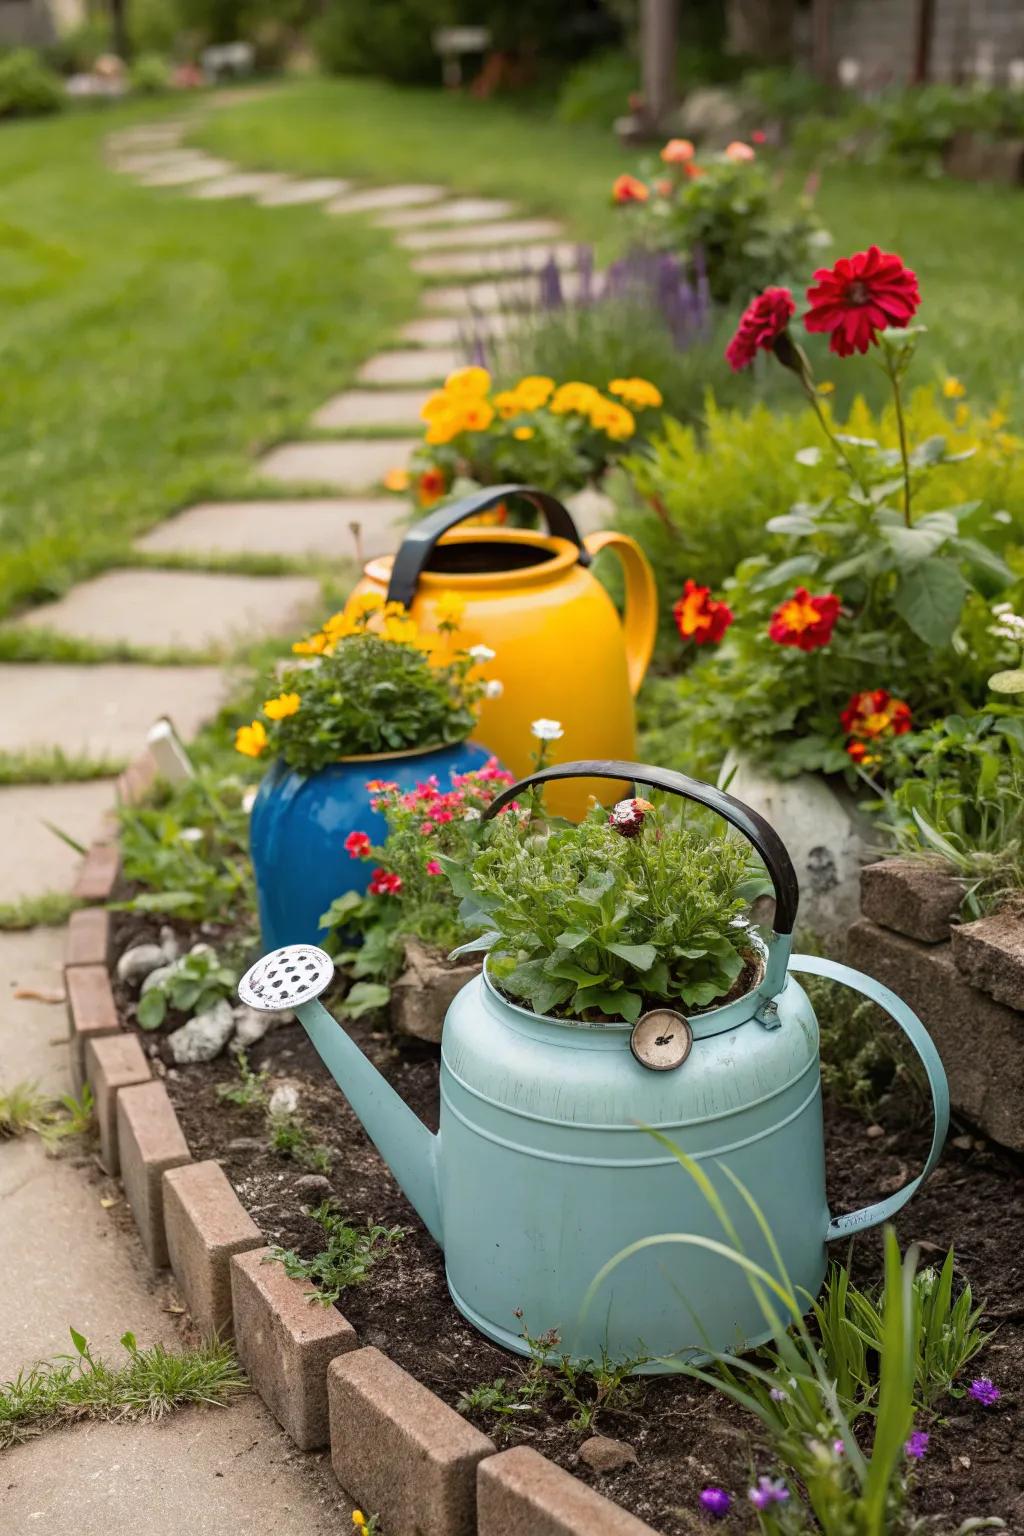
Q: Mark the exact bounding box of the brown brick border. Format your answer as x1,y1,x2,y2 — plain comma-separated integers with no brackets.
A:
70,751,661,1536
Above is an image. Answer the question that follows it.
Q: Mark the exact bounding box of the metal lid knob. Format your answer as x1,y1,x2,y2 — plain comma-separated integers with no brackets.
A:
238,945,334,1011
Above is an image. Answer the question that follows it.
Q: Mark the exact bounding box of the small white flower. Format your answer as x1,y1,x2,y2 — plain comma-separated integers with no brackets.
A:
242,788,258,814
531,718,564,742
467,644,496,662
484,679,504,699
179,827,203,844
463,807,482,821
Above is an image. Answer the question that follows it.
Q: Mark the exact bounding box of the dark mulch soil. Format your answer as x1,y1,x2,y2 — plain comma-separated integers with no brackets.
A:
113,912,1024,1534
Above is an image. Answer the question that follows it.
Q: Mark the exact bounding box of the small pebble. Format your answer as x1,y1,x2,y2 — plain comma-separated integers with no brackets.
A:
227,1137,264,1153
951,1134,974,1151
866,1124,885,1139
294,1174,331,1198
578,1436,638,1473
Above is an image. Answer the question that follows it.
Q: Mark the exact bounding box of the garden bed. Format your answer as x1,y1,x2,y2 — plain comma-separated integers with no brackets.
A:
112,916,1024,1534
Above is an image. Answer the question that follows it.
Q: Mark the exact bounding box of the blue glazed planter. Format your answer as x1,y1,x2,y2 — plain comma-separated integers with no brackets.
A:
250,739,492,949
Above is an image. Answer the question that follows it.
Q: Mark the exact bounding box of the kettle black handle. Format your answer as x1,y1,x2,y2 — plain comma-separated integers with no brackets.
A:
385,484,591,609
482,758,800,937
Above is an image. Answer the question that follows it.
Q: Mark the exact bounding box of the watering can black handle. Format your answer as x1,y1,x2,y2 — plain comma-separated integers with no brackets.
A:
385,484,590,609
482,759,800,937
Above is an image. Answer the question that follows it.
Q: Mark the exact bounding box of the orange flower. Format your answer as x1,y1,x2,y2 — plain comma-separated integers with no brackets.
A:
612,174,649,205
768,588,840,652
661,138,695,164
235,720,268,757
382,467,410,492
460,398,494,432
654,177,674,197
725,141,756,162
672,580,734,646
840,689,912,762
418,467,447,506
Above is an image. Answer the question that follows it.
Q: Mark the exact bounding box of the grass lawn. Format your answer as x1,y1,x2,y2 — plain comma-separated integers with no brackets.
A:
196,78,1024,407
0,100,417,622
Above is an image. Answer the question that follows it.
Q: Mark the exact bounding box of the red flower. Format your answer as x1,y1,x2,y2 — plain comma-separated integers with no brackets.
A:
368,867,403,896
768,588,841,651
612,174,649,205
725,287,796,372
840,689,912,761
425,859,442,877
418,468,446,507
344,830,372,859
673,580,734,646
804,246,920,358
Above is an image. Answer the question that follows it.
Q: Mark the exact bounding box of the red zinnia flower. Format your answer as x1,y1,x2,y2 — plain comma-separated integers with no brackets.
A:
425,859,442,876
418,468,446,507
612,174,649,205
840,689,912,761
768,588,841,651
804,246,921,358
725,287,796,372
368,867,403,896
344,830,372,859
673,580,734,646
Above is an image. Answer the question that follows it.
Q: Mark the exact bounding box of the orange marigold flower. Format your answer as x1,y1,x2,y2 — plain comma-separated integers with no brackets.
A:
840,689,912,760
673,580,734,646
460,399,495,432
612,174,649,205
768,588,840,652
235,720,268,757
660,138,695,164
292,631,328,656
418,467,447,506
382,467,410,492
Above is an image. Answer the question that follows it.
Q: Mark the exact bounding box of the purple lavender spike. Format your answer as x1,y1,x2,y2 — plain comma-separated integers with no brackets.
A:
538,255,564,311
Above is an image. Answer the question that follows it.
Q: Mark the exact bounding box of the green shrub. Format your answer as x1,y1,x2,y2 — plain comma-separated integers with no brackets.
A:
555,49,638,127
312,0,452,85
739,64,842,125
131,0,183,56
0,50,62,118
131,53,171,94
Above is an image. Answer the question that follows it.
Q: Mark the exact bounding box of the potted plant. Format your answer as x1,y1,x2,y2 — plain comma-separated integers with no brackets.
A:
241,594,496,947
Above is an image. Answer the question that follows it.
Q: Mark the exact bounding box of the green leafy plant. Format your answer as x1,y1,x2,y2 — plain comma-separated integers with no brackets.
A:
446,796,769,1024
0,1081,94,1148
215,1050,270,1109
800,972,925,1122
136,947,237,1031
116,769,255,926
267,1111,333,1174
0,1328,245,1449
267,1201,404,1306
237,595,484,776
0,49,63,118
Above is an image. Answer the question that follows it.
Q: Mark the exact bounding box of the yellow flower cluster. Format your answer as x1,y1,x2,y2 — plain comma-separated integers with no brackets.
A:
418,368,662,448
421,367,495,445
609,377,664,411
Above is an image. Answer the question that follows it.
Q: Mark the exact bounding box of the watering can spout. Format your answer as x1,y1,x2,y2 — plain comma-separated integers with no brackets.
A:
238,947,443,1245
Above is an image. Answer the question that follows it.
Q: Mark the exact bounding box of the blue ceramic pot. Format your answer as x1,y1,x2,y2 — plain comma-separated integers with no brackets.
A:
250,739,492,948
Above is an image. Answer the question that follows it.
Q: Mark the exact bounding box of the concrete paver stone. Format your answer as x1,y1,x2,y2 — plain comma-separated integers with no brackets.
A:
15,568,320,650
258,439,418,492
0,779,117,905
356,347,460,386
413,242,581,278
375,196,520,228
325,184,447,215
420,268,585,313
139,158,236,187
85,1032,152,1176
398,217,565,251
134,498,397,562
258,177,351,206
0,924,70,1095
0,664,226,759
312,388,430,430
190,171,288,200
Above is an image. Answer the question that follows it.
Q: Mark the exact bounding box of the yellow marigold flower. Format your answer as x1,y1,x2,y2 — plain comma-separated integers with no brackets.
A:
513,426,534,440
420,391,452,421
954,402,970,429
292,632,328,656
352,1514,367,1530
263,692,301,721
514,375,554,408
460,399,494,433
493,390,523,420
608,377,663,410
589,397,636,441
382,467,410,492
383,600,408,619
348,591,385,620
383,614,419,644
444,366,491,397
943,376,966,399
323,611,359,641
550,382,601,416
235,720,268,758
434,592,466,631
817,381,835,396
989,409,1008,430
425,410,464,446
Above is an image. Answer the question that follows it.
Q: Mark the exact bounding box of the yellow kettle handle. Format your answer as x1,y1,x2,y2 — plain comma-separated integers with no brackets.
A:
583,530,658,696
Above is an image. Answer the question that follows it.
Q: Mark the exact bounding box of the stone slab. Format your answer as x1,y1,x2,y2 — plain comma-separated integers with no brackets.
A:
231,1246,358,1450
72,839,120,903
375,196,521,229
108,124,187,150
16,569,320,651
135,498,398,562
66,905,111,969
113,150,197,173
139,158,236,187
478,1446,660,1536
65,962,120,1095
0,664,226,759
397,315,466,346
950,911,1024,1010
356,348,460,386
191,172,288,200
164,1160,263,1338
328,1346,494,1536
325,184,447,215
847,917,1024,1152
0,1398,354,1536
258,440,419,492
0,779,117,905
413,242,580,278
257,177,351,206
117,1080,192,1270
420,269,585,313
398,217,565,251
860,858,964,944
0,924,69,1096
86,1031,152,1176
312,389,430,430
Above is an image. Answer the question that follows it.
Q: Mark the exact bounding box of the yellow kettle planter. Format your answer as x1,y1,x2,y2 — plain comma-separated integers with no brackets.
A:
347,485,658,818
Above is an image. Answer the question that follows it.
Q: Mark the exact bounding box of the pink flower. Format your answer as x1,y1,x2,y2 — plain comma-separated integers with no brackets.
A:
344,831,371,859
425,859,442,876
368,868,402,896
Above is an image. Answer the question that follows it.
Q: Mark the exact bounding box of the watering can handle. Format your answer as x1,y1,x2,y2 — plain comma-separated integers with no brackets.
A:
386,484,590,610
790,953,950,1240
483,759,800,937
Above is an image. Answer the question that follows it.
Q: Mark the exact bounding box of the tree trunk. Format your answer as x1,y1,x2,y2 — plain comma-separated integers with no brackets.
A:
640,0,678,131
110,0,130,60
725,0,795,63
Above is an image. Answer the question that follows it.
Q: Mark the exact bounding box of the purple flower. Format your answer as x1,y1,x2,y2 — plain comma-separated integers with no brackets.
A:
969,1378,1001,1406
699,1487,731,1518
905,1431,930,1460
748,1476,790,1510
769,1387,788,1402
833,1439,845,1457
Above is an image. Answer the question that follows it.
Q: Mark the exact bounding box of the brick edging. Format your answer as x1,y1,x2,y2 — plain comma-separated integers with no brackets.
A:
66,749,660,1536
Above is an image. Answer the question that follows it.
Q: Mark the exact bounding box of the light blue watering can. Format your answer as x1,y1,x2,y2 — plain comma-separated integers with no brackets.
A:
238,761,949,1368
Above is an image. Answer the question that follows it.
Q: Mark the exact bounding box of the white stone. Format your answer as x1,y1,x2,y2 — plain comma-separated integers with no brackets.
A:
257,178,351,207
325,184,447,215
160,926,180,961
397,217,564,252
268,1082,299,1117
116,944,168,987
166,998,236,1063
231,1004,291,1048
374,196,520,229
356,348,460,386
412,242,581,278
138,159,235,187
190,172,288,201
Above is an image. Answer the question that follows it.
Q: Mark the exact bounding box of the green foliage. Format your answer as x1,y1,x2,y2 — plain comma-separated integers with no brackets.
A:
0,891,81,932
739,65,842,126
0,1328,245,1449
267,1201,404,1305
130,54,171,95
115,770,255,927
136,947,237,1030
448,798,769,1023
0,1080,52,1137
216,1049,269,1109
0,50,63,119
820,85,1024,179
312,0,452,84
255,612,482,774
267,1110,333,1174
458,1321,646,1436
801,972,925,1123
875,711,1024,915
555,48,639,128
0,1080,93,1147
0,746,126,785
